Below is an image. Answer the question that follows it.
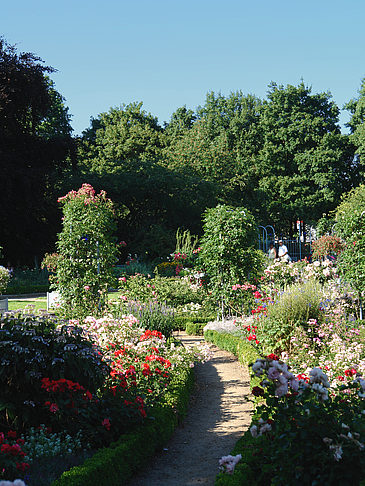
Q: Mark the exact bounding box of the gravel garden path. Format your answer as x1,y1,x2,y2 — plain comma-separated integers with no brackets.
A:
128,331,252,486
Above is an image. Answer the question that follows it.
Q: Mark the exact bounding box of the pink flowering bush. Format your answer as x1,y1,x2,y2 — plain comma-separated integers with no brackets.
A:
287,316,365,386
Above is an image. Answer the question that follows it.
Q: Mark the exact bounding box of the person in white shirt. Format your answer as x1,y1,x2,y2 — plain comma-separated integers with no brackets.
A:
278,240,291,262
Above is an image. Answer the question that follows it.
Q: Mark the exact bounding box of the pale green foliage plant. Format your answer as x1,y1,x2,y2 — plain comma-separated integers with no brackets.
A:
258,281,324,354
55,184,118,319
174,228,199,255
22,426,85,462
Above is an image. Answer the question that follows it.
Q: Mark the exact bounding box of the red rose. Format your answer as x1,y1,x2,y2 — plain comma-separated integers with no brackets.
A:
252,386,265,397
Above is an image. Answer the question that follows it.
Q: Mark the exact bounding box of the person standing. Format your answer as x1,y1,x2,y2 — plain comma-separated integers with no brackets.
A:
268,243,277,262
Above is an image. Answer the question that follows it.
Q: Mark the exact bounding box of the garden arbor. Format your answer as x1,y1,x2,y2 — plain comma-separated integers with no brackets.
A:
198,204,265,319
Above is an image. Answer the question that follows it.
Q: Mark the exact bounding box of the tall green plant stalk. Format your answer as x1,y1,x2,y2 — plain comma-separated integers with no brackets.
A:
175,228,199,255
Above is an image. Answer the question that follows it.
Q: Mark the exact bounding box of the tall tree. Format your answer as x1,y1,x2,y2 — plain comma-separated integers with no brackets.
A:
345,78,365,167
0,38,74,266
79,102,165,174
164,91,263,213
255,82,356,232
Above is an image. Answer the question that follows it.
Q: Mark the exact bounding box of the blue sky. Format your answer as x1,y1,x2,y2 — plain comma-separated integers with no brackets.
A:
3,0,365,134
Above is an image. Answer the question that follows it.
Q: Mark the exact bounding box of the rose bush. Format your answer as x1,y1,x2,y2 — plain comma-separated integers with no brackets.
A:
55,184,118,319
245,356,365,485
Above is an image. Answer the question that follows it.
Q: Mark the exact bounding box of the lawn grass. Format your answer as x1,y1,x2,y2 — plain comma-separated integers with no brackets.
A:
8,297,48,312
6,291,123,313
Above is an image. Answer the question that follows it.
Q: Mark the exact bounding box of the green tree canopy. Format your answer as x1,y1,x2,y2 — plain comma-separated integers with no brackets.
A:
345,78,365,169
79,102,165,173
335,184,365,311
255,82,356,232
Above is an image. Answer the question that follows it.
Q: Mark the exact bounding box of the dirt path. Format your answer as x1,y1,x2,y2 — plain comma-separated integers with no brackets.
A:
128,332,252,486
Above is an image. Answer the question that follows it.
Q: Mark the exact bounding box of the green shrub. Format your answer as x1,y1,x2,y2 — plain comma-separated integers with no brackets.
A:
4,268,50,295
0,312,108,431
185,322,205,335
113,261,155,278
119,274,204,307
6,283,50,295
173,314,192,330
198,204,265,318
204,330,261,370
154,261,177,277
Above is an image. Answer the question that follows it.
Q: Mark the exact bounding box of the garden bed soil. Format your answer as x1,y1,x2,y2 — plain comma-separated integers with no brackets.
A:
128,331,252,485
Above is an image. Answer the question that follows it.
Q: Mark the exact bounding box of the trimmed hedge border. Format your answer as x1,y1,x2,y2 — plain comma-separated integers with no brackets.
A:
51,366,194,486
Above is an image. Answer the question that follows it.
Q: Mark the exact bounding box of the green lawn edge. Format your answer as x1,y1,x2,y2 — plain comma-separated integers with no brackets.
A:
50,366,194,486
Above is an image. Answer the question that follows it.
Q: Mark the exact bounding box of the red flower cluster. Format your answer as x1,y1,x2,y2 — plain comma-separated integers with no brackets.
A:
139,330,164,341
252,386,265,397
173,252,187,261
0,430,30,475
41,377,93,400
41,378,94,417
266,353,279,361
102,418,111,430
297,373,309,383
344,368,357,377
251,305,266,315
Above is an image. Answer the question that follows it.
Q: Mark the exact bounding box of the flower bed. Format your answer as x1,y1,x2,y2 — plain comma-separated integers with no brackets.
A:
51,365,194,486
214,349,365,485
207,261,365,485
0,311,210,484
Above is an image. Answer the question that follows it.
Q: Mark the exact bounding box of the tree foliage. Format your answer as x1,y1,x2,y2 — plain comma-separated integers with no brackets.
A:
255,82,356,231
79,102,164,173
345,77,365,168
0,38,75,266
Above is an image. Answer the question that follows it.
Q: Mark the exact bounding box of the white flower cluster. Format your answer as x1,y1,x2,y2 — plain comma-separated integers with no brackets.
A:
250,418,272,438
203,318,239,334
179,302,202,314
80,314,143,350
309,368,330,401
218,454,242,474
